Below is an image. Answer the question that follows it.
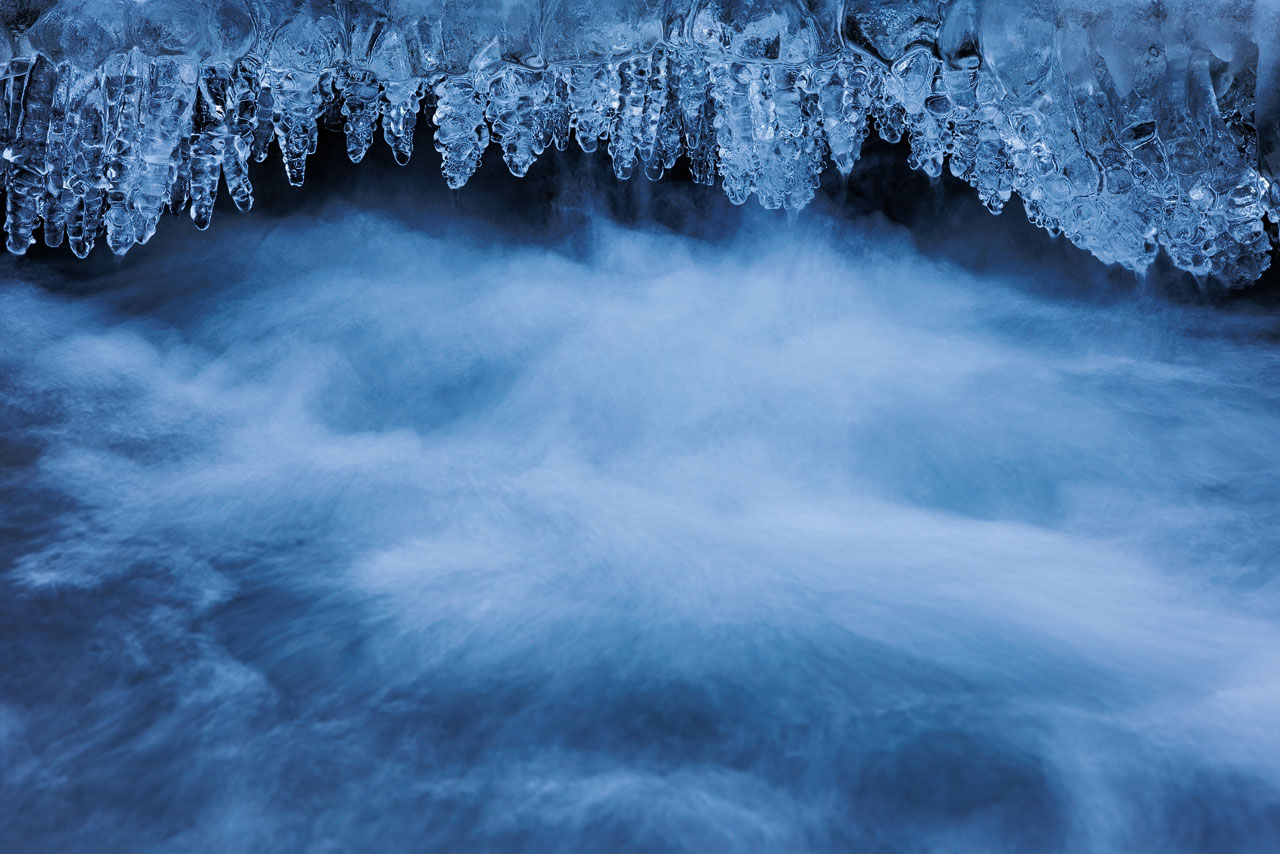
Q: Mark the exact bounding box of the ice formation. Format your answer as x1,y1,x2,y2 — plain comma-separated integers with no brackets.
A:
0,1,1277,282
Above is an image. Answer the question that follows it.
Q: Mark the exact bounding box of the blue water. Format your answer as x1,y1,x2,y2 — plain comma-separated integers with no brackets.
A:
2,168,1280,852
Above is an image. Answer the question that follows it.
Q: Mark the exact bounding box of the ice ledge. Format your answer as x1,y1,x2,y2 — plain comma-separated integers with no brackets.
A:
1,1,1277,285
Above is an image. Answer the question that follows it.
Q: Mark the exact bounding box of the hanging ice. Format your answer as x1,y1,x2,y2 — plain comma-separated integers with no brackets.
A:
1,1,1277,283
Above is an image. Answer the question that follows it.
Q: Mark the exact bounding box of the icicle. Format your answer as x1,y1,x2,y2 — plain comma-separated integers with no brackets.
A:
250,66,275,163
639,47,682,182
42,64,71,248
131,58,196,244
273,70,325,187
381,79,422,166
708,60,758,205
0,59,30,189
224,58,262,212
102,50,144,255
340,65,381,163
673,50,717,187
433,75,488,189
485,66,549,178
819,60,869,177
545,70,572,153
609,55,649,181
6,57,55,254
65,69,108,260
567,63,615,155
189,66,229,231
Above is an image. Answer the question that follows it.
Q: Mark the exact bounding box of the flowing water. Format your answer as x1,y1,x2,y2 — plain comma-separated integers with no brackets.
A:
2,151,1280,852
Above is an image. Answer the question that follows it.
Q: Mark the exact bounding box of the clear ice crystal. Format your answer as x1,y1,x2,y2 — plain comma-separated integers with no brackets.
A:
0,1,1276,283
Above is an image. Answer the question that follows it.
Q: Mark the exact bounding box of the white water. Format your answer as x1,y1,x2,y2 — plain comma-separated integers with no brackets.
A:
2,172,1279,852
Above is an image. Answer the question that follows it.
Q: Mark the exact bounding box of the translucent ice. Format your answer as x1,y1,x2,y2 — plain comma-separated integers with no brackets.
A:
0,0,1276,283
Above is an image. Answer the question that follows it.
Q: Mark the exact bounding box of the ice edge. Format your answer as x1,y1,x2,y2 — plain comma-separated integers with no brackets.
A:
1,1,1277,284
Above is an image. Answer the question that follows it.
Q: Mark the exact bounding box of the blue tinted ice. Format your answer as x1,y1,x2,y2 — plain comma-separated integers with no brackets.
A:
1,0,1276,283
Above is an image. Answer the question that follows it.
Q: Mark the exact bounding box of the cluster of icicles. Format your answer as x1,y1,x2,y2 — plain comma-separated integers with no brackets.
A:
2,0,1278,284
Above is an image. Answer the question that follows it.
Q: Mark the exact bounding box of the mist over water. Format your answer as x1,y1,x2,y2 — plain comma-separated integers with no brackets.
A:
3,145,1280,853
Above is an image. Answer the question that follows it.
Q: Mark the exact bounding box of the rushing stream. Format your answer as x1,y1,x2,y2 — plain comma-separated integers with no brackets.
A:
2,144,1280,852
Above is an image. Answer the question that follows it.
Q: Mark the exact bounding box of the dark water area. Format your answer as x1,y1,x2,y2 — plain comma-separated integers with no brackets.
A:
2,136,1280,852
